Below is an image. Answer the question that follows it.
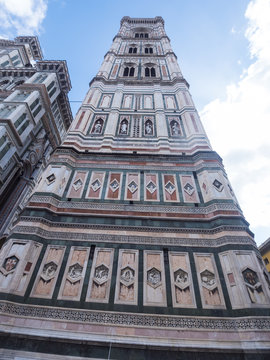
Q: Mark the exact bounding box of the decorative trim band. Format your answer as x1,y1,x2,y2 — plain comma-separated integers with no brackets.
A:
0,301,269,330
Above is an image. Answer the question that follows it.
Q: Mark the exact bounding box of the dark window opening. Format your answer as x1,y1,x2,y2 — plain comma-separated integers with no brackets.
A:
151,67,156,77
145,33,149,38
123,67,129,76
135,33,139,38
145,48,149,54
129,67,135,77
129,48,133,54
145,67,150,77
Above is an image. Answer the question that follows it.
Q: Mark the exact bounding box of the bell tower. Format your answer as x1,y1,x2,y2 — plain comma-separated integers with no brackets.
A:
0,17,270,359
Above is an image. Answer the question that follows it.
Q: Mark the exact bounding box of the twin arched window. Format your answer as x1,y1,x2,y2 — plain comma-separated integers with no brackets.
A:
145,47,153,54
129,47,137,54
123,67,135,77
145,67,156,77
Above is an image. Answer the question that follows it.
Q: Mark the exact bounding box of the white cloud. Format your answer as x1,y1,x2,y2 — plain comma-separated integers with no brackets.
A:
0,0,48,38
200,0,270,245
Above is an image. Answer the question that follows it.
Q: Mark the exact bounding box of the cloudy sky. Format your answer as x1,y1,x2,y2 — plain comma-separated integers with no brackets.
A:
0,0,269,245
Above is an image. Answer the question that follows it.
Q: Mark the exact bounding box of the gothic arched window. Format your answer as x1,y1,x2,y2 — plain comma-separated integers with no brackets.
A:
135,33,139,38
124,66,135,77
151,67,156,77
145,67,150,77
133,47,137,54
145,48,149,54
129,48,133,54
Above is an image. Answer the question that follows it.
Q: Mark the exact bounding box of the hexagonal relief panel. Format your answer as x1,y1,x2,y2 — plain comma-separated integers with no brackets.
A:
147,267,161,288
3,255,19,273
174,268,189,289
200,269,216,288
242,268,259,287
94,264,109,285
67,262,83,283
41,261,58,282
120,266,135,286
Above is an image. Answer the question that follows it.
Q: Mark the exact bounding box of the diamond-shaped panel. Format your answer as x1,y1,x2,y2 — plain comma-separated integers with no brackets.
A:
184,182,194,196
127,180,138,194
165,181,175,195
46,173,55,185
146,181,157,194
73,178,83,191
213,179,223,191
110,179,119,192
91,179,101,192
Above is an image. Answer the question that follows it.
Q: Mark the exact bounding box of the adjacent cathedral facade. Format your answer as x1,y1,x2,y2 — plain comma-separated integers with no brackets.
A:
0,17,269,360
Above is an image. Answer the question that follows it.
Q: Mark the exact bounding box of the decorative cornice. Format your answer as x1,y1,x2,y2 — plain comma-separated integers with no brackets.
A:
29,195,243,217
13,223,256,248
15,215,251,236
0,301,269,330
89,75,190,88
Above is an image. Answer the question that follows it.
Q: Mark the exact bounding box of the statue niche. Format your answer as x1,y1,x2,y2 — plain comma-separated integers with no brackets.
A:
119,118,128,135
170,120,181,136
144,119,153,135
91,118,104,134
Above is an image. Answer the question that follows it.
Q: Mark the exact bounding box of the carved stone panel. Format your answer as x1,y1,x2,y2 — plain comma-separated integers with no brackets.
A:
233,251,270,306
0,240,42,296
86,171,105,199
144,250,167,307
194,253,225,309
169,252,196,308
114,249,138,305
125,173,140,201
180,175,199,203
105,172,122,200
144,173,159,201
58,246,90,301
162,174,179,202
67,171,88,198
31,246,65,299
87,248,114,303
36,165,71,197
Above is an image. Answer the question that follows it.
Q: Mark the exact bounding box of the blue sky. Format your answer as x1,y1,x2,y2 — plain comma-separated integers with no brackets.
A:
1,0,270,245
